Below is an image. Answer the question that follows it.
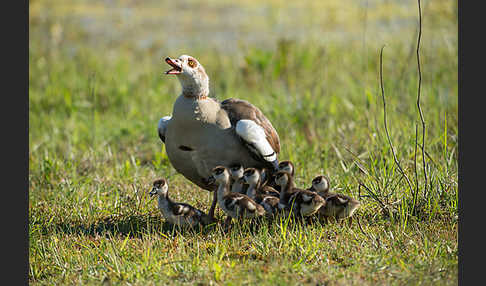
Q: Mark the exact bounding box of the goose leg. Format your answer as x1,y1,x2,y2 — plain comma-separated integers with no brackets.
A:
208,190,218,219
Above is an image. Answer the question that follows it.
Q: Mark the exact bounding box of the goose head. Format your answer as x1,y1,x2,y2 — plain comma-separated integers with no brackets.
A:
229,164,244,180
165,55,209,98
211,165,230,184
278,161,294,177
312,175,330,193
243,168,260,186
149,178,169,197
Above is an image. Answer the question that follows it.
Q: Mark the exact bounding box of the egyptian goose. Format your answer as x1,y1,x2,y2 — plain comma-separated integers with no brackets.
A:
309,175,361,225
161,55,281,219
242,168,280,215
149,178,214,228
274,171,325,218
211,166,265,223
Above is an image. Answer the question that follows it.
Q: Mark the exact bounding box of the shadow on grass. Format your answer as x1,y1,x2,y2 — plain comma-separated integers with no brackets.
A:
34,210,360,239
37,212,221,238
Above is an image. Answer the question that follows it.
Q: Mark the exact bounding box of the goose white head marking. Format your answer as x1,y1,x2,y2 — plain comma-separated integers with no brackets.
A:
165,55,209,98
150,178,169,197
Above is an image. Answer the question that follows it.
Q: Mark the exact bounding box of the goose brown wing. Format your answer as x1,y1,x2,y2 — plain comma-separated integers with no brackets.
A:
221,98,280,154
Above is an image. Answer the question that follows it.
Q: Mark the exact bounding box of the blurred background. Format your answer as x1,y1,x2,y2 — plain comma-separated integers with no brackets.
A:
29,0,457,56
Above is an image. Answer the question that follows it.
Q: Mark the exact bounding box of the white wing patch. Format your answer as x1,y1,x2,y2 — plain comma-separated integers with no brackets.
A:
158,115,172,142
235,119,277,162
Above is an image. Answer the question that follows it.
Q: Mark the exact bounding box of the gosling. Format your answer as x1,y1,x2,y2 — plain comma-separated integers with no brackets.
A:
211,166,266,224
274,171,325,218
149,178,214,228
229,164,248,194
310,175,361,225
243,168,280,215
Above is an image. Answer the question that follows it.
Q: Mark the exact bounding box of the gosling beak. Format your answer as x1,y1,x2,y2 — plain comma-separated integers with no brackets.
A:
270,159,279,171
165,57,182,75
149,187,157,197
204,175,216,186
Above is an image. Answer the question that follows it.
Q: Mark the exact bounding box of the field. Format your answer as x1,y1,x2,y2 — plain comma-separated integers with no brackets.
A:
29,0,458,285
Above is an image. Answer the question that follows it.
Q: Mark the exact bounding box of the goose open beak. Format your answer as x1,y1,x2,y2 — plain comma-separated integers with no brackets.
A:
165,57,182,75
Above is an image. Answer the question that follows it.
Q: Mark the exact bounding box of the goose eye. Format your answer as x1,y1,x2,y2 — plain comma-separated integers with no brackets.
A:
187,58,197,68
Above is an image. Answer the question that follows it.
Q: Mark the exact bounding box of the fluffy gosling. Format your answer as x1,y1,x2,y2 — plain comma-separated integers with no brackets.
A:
310,175,361,224
274,171,325,218
243,168,280,215
149,178,214,228
229,164,248,194
211,166,266,223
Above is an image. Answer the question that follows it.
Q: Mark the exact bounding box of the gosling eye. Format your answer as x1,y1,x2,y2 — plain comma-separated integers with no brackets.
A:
187,58,197,68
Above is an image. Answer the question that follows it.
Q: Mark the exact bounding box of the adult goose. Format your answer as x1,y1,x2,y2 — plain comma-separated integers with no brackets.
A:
160,55,281,219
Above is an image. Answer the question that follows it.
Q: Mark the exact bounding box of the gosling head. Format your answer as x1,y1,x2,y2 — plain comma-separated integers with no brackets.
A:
229,164,244,180
312,175,330,193
274,171,291,187
211,166,230,184
149,178,169,197
278,160,294,177
243,168,260,186
164,55,209,98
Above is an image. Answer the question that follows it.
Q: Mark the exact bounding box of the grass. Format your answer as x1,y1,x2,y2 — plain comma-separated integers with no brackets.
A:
29,0,457,285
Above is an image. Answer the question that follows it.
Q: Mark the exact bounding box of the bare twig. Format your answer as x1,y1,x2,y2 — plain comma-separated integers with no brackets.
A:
416,0,428,199
359,182,386,210
356,216,379,249
413,124,419,213
342,145,370,177
379,45,415,200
